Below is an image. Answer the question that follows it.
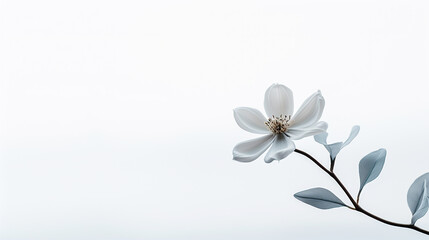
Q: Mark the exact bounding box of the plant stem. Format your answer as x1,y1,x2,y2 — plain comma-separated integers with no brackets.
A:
356,190,362,204
294,148,429,235
330,157,335,172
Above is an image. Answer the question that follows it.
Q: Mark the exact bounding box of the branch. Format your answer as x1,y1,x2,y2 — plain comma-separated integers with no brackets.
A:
294,149,429,235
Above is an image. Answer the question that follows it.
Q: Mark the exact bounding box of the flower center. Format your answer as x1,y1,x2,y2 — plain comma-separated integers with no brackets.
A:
265,114,291,134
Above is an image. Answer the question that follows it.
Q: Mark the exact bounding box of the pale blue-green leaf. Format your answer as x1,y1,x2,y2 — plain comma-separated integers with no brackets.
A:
342,125,360,148
411,181,428,225
325,142,343,160
408,173,429,225
314,132,328,145
314,125,360,160
359,149,387,192
294,187,346,210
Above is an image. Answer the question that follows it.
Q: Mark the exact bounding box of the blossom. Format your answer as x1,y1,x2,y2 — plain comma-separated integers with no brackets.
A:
232,84,328,163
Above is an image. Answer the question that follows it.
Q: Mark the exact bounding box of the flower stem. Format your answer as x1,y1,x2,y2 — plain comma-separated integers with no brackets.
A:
294,148,429,235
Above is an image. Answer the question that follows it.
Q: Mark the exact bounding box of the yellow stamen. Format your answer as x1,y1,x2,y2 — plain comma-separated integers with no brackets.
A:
265,114,291,134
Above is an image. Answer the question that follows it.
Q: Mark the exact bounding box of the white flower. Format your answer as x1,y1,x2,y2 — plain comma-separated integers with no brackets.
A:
232,84,328,163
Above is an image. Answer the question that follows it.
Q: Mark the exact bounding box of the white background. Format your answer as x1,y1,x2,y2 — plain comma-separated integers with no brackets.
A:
1,0,429,239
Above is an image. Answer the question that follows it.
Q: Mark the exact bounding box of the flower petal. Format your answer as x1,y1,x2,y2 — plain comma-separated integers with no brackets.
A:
233,107,270,134
287,121,328,140
341,125,360,149
289,90,325,129
233,134,275,162
264,84,294,118
264,133,296,163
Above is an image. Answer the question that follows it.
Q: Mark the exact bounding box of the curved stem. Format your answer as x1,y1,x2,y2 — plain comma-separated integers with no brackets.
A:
294,148,429,235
